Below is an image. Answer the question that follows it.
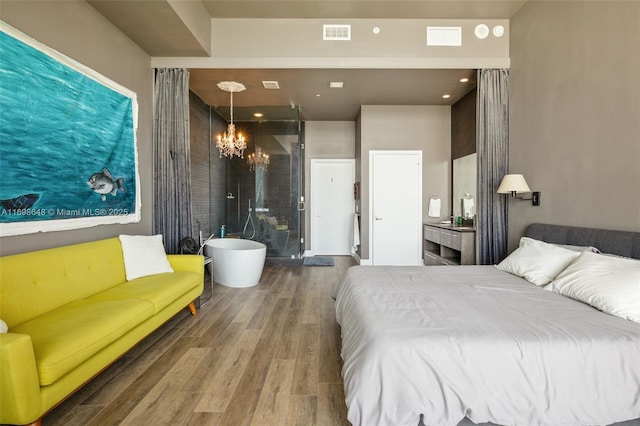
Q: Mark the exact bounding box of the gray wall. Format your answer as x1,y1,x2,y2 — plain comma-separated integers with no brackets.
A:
152,16,510,69
508,1,640,251
358,105,451,261
304,121,356,252
210,18,509,62
0,1,153,256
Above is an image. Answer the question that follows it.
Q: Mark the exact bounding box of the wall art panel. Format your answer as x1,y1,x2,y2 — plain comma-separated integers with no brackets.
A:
0,22,140,236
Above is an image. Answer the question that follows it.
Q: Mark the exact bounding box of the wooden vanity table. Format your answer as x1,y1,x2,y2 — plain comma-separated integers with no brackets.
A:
423,223,476,265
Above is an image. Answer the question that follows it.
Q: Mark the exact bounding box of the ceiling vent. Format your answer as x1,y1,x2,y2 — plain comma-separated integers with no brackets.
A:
426,26,462,47
262,81,280,90
323,24,351,41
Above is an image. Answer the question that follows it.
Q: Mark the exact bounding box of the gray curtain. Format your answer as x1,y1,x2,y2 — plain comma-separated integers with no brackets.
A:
476,69,509,264
153,68,193,254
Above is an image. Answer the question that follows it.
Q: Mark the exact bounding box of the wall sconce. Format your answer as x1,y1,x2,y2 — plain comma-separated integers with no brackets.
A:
497,174,540,206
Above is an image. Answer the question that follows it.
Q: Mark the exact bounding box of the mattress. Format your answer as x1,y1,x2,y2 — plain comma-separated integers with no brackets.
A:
334,265,640,426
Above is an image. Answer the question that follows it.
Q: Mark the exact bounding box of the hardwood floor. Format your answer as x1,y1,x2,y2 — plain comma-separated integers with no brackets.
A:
43,256,356,426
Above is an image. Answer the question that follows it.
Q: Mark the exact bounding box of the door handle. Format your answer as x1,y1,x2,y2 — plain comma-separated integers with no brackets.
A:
375,217,383,221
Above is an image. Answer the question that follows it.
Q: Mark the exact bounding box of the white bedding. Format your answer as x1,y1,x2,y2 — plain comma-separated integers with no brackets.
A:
334,265,640,426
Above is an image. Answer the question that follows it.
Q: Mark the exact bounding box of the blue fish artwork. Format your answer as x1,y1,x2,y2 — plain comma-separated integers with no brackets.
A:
0,24,139,235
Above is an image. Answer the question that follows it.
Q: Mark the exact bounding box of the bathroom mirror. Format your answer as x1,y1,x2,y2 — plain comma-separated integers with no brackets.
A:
452,153,477,219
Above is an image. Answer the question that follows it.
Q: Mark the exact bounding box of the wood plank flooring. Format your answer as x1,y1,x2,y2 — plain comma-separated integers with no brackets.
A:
43,256,356,426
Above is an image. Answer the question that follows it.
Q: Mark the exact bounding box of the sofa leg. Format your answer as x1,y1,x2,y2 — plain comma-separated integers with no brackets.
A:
187,302,197,316
26,419,42,426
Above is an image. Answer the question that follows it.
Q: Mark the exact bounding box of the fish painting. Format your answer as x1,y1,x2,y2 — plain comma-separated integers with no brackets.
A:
87,168,126,201
0,193,40,210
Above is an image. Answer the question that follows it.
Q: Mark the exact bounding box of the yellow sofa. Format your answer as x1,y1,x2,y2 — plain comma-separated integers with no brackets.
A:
0,237,203,425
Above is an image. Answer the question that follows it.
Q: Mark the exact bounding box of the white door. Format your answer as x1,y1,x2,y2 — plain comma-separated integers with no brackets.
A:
370,151,422,265
311,159,355,255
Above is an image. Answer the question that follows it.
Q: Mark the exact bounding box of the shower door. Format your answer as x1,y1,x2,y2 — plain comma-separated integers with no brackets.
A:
220,106,302,258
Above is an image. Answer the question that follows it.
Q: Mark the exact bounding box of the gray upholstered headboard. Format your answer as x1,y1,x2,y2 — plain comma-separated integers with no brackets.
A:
525,223,640,260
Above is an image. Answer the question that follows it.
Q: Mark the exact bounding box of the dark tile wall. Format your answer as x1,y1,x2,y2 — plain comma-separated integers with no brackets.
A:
189,91,227,242
451,88,477,160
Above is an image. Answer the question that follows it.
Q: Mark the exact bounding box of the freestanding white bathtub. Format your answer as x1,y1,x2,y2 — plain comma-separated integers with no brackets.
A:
204,238,266,288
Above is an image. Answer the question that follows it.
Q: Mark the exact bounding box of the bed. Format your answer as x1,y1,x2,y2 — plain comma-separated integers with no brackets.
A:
334,223,640,426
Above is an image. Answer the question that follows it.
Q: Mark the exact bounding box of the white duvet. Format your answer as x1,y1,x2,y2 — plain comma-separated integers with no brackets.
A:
334,266,640,426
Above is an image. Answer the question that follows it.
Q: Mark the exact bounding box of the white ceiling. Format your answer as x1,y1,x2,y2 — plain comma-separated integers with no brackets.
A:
88,0,528,121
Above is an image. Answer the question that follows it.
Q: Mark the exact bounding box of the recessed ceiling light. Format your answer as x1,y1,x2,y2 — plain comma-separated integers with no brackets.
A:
253,112,264,118
316,94,321,97
460,78,469,83
493,25,505,37
442,94,451,99
373,26,380,34
329,81,344,88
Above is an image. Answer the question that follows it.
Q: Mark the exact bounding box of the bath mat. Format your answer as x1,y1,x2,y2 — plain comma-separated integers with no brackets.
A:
303,256,334,267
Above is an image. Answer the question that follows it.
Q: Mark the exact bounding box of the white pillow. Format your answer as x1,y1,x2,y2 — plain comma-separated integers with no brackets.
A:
119,234,174,281
0,319,7,333
552,251,640,323
496,237,580,286
554,243,600,253
520,237,599,253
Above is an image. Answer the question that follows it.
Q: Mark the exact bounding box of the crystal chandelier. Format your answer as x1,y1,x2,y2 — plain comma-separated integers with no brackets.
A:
247,146,270,171
215,81,247,158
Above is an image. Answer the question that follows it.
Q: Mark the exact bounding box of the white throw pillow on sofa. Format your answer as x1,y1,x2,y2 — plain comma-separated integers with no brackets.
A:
119,234,174,280
551,251,640,323
496,237,581,286
0,319,7,333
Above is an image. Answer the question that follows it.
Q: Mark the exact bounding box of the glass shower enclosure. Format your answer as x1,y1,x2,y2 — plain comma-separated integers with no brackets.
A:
213,106,302,258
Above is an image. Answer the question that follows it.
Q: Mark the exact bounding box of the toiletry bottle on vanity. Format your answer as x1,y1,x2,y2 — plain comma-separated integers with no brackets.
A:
220,225,226,238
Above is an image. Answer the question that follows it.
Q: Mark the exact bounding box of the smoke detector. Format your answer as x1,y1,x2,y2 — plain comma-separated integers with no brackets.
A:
474,24,490,39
